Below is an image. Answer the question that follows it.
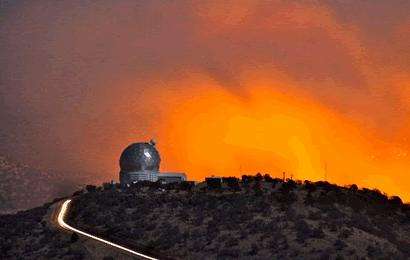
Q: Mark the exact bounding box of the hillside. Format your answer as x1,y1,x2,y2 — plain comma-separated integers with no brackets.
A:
66,176,410,259
0,156,80,214
0,198,135,259
0,199,86,259
1,175,409,259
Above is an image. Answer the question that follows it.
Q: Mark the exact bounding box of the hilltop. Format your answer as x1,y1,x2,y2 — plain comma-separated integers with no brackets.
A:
1,175,410,259
66,176,410,259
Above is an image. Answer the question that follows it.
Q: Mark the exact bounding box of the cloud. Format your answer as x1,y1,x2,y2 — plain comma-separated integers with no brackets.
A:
0,0,409,199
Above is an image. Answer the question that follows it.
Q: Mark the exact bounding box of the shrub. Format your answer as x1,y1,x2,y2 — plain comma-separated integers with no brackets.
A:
255,173,263,181
222,177,240,190
179,181,195,191
102,182,114,190
264,174,273,182
206,178,222,190
241,175,253,183
70,233,79,243
85,185,97,193
389,196,403,206
349,184,358,192
304,180,317,193
334,239,346,250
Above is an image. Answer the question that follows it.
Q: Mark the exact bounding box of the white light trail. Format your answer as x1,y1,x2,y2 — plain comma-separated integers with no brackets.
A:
57,199,158,260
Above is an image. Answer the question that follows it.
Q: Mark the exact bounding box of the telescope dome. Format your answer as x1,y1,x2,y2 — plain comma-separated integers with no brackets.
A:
119,141,161,172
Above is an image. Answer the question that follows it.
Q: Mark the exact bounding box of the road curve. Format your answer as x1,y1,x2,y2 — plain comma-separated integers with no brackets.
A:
57,199,158,260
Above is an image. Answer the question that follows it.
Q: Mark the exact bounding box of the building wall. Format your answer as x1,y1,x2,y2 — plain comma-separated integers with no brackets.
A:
120,171,187,185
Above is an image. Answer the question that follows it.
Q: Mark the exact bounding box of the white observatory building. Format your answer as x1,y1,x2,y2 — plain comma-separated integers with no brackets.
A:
119,140,186,186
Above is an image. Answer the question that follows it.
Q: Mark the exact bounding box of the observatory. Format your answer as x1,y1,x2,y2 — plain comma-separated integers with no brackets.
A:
119,140,186,186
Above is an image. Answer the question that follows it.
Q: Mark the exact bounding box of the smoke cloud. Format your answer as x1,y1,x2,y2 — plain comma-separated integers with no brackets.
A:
1,1,409,199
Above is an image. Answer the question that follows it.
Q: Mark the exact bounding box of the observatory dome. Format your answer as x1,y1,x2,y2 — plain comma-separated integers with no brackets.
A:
119,141,161,172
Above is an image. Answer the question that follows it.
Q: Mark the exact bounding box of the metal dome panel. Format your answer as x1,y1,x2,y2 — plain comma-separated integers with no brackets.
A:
119,142,161,172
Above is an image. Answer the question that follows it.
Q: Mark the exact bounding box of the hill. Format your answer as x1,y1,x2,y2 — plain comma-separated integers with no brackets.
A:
1,175,410,259
0,156,80,214
66,176,410,259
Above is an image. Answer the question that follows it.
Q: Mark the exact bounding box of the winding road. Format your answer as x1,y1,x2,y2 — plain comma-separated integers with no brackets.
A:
57,199,158,260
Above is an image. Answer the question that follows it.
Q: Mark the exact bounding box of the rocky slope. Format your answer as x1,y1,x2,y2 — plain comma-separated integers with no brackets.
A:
1,176,410,259
0,156,75,214
66,177,410,259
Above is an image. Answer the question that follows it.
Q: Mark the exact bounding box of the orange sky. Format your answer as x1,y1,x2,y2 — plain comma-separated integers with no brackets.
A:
0,1,409,200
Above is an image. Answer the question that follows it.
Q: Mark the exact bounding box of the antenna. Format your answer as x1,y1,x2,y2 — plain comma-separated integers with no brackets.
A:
324,161,328,181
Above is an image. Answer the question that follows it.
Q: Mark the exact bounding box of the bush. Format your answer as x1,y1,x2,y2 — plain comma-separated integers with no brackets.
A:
255,173,263,181
264,174,273,182
241,175,252,184
334,239,346,250
70,232,79,243
389,196,403,206
179,181,195,191
85,185,97,193
206,178,222,190
280,180,296,193
222,177,240,190
102,182,116,190
349,184,358,192
304,180,317,193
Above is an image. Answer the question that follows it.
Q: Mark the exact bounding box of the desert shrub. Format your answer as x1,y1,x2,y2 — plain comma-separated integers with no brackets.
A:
349,184,358,192
217,248,239,258
366,245,383,257
350,213,375,233
179,181,195,191
225,237,239,247
248,243,258,256
334,239,346,250
85,185,96,193
304,180,317,193
222,177,240,190
308,210,322,220
294,219,312,243
70,233,79,243
389,196,403,207
338,228,353,239
275,191,297,205
72,190,84,196
102,182,114,190
315,181,338,193
395,240,410,255
304,193,315,206
311,227,325,238
206,178,222,190
255,173,263,181
280,180,297,193
252,182,264,196
264,174,273,182
241,175,253,184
